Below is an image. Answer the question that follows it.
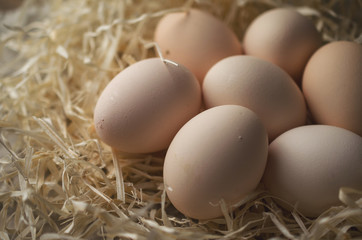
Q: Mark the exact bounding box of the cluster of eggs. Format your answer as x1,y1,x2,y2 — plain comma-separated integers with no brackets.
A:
94,8,362,219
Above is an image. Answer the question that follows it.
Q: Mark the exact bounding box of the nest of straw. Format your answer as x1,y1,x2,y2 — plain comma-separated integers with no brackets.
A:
0,0,361,239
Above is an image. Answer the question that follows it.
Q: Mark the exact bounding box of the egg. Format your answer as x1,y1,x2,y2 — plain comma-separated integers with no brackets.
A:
203,55,306,140
163,105,268,219
94,58,201,153
302,41,362,136
263,125,362,217
243,8,321,82
154,8,242,83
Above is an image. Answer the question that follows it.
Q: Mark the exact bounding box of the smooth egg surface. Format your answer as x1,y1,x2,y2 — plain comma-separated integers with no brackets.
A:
203,55,306,140
154,8,242,83
263,125,362,217
302,41,362,136
243,8,321,82
94,58,201,153
164,105,268,219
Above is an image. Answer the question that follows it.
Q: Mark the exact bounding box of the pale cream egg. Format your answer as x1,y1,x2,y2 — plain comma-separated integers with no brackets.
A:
154,8,242,83
94,58,201,153
164,105,268,219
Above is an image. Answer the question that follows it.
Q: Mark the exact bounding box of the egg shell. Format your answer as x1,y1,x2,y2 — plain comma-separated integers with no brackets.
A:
243,8,321,82
94,58,201,153
302,41,362,136
164,105,268,219
263,125,362,217
203,55,307,140
154,8,242,83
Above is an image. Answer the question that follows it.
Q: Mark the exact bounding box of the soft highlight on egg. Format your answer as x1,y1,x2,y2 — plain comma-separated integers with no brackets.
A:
243,8,321,82
154,8,242,83
203,55,307,140
164,105,268,219
94,58,201,153
263,125,362,217
302,41,362,136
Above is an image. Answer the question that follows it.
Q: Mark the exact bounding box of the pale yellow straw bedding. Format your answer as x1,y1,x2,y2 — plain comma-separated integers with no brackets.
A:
0,0,361,239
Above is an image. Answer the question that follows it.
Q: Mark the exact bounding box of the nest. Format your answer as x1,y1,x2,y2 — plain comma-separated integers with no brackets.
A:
0,0,361,239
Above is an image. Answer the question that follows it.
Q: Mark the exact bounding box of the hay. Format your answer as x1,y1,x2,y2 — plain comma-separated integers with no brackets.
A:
0,0,361,239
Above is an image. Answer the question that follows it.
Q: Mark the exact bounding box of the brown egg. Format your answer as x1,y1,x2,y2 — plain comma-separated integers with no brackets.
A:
243,8,321,82
94,58,201,153
263,125,362,217
164,105,268,219
302,41,362,136
154,8,242,83
203,55,306,140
